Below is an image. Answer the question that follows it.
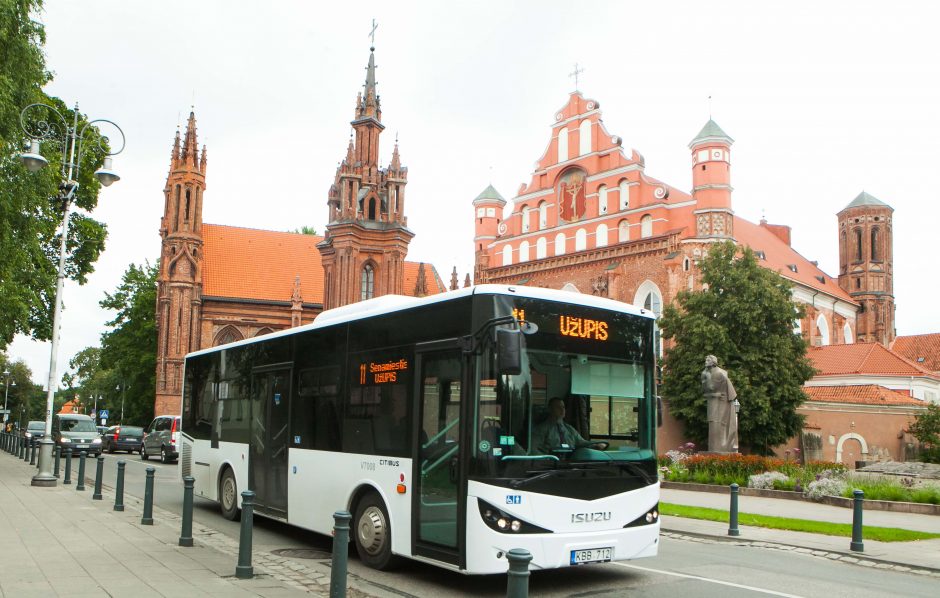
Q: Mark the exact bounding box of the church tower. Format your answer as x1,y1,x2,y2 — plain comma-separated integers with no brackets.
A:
689,119,734,239
318,43,413,310
155,111,207,415
837,191,895,345
472,184,506,284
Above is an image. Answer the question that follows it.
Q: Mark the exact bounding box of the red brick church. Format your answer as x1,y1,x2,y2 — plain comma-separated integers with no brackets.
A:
472,91,931,463
153,45,445,415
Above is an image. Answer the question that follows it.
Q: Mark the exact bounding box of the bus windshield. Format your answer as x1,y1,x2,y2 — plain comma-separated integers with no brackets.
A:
470,298,657,489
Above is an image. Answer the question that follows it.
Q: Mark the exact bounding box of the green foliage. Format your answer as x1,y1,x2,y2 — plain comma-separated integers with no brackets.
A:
0,351,44,425
659,241,816,454
61,263,157,426
291,225,318,235
0,4,109,348
909,403,940,447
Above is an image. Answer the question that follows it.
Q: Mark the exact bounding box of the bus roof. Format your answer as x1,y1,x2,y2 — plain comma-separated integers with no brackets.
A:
185,284,655,359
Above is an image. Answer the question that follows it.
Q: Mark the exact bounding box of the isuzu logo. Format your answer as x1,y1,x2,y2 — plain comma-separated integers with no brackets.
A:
570,511,611,523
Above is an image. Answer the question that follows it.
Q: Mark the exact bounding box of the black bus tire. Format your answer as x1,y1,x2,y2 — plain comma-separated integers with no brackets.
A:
219,468,240,521
353,491,399,570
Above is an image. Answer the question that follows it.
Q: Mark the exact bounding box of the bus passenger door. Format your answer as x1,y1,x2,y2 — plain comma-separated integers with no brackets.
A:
250,367,290,516
413,348,463,566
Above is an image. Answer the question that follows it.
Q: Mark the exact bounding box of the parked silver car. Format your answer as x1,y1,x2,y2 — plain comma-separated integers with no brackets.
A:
141,415,180,463
52,413,102,457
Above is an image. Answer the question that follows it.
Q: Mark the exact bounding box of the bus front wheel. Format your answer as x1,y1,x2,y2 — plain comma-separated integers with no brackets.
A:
353,492,399,570
219,468,240,521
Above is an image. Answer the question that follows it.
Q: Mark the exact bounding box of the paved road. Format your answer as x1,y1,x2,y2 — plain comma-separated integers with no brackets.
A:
89,453,937,597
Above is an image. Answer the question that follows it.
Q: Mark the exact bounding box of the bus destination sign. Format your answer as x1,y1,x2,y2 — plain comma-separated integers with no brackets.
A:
359,358,409,385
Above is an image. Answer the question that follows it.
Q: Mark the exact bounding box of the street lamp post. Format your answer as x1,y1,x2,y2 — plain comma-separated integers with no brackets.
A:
2,370,14,425
18,102,125,487
116,383,126,424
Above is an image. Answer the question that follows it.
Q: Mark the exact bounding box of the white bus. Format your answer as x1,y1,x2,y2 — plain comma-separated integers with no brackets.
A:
180,285,661,574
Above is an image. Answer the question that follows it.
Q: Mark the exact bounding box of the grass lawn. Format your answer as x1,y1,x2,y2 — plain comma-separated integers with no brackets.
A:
660,503,940,542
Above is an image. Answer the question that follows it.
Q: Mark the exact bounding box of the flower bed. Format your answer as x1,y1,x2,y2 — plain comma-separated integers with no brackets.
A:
658,446,940,505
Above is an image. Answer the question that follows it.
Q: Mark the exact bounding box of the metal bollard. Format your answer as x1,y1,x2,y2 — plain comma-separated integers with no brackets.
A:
330,510,351,598
141,467,155,525
30,438,37,465
53,445,61,477
728,483,741,537
850,489,864,552
76,451,87,491
20,436,27,460
114,460,125,512
63,447,73,484
235,490,255,579
92,456,104,500
179,476,194,547
506,548,533,598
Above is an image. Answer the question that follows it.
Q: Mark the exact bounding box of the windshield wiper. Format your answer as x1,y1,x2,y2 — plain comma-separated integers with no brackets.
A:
510,469,566,488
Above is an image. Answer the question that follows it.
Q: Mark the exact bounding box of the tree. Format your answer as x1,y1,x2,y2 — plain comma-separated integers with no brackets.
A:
0,351,44,426
96,262,158,425
909,404,940,447
291,225,318,235
0,1,109,348
658,241,815,454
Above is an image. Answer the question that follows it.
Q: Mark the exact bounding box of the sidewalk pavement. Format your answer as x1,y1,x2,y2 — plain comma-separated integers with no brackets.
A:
661,487,940,576
0,451,382,598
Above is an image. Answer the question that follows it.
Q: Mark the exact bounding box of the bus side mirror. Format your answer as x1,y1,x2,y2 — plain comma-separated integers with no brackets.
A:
497,328,522,376
657,395,663,428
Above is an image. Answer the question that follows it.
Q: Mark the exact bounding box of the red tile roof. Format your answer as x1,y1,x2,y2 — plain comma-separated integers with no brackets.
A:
804,385,926,407
203,224,325,303
808,343,940,379
202,224,445,304
734,217,855,304
892,333,940,372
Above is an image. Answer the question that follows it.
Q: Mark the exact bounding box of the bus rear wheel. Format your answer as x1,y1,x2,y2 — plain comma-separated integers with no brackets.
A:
219,468,240,521
353,492,399,570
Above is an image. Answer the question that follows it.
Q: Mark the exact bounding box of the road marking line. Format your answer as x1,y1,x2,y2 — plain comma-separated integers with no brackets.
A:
611,562,806,597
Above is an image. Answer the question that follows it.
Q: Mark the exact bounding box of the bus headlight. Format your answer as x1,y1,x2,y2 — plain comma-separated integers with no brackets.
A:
626,504,660,528
477,498,552,534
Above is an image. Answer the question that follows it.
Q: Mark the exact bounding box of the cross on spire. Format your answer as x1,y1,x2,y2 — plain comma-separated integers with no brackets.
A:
369,19,378,48
569,63,585,91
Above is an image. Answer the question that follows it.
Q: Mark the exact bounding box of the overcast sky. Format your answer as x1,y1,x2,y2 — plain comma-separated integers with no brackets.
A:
8,0,939,386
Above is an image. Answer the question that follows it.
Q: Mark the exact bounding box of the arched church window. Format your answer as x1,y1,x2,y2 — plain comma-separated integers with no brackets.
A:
538,201,548,229
816,314,830,346
619,180,630,210
255,327,275,337
557,126,569,163
215,326,243,347
575,228,587,251
519,241,530,263
639,284,663,357
871,227,880,261
579,119,592,155
618,220,629,243
595,223,608,248
640,214,653,238
522,206,531,233
843,323,853,344
185,189,191,221
361,264,375,301
502,244,513,266
854,228,862,261
536,237,547,259
554,233,566,256
598,185,608,215
368,198,377,220
174,185,181,230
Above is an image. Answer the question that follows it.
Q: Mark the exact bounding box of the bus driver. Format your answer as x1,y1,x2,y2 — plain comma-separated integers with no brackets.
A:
532,397,607,454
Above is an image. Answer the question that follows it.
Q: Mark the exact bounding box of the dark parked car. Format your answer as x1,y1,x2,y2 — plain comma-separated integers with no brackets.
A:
101,425,143,453
141,415,181,463
52,413,102,457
